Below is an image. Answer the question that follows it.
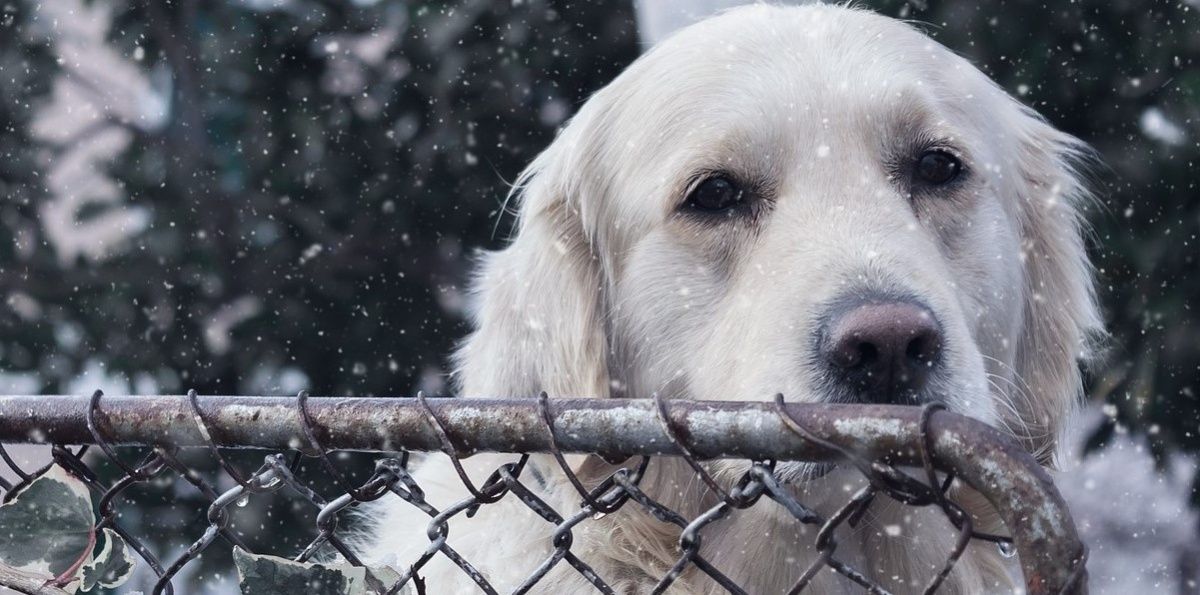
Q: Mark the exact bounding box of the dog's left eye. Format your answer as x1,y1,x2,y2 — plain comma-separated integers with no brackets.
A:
914,150,963,186
684,176,744,213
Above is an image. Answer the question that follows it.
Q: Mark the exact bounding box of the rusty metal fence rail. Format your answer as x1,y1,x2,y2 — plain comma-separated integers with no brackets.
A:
0,392,1087,594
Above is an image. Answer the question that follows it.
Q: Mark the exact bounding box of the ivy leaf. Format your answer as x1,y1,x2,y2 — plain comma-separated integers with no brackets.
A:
0,465,96,580
233,547,407,595
79,528,135,591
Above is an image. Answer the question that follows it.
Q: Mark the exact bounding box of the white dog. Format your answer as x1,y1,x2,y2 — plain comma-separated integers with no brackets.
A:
359,4,1101,593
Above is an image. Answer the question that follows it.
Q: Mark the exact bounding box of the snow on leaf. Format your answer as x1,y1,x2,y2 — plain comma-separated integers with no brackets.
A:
79,528,135,591
0,465,96,579
233,547,406,595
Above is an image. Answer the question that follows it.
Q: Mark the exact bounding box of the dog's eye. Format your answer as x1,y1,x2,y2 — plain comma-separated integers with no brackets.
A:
685,176,744,213
915,150,962,186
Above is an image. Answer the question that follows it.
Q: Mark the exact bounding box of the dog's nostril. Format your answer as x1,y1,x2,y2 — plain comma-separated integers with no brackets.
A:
832,336,878,369
906,330,939,364
856,341,879,367
821,298,943,405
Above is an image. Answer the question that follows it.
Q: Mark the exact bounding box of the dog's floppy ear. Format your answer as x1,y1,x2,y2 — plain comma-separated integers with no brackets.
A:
1008,109,1105,464
452,116,611,400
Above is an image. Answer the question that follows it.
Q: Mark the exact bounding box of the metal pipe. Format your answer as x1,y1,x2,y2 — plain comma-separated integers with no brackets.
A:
0,394,1085,594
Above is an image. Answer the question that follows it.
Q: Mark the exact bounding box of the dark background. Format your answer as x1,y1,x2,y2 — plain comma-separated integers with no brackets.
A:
1,0,1197,592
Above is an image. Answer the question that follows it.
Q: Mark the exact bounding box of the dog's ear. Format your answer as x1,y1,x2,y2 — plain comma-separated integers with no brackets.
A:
1008,109,1105,464
452,117,611,400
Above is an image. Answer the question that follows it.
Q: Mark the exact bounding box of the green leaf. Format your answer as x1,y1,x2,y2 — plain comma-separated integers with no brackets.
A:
233,548,407,595
80,528,135,591
0,465,96,578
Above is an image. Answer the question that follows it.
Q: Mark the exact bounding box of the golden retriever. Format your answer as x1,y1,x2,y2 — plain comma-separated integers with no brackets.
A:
360,5,1101,593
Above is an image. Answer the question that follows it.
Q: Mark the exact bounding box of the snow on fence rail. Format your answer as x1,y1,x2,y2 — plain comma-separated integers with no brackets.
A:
0,391,1088,594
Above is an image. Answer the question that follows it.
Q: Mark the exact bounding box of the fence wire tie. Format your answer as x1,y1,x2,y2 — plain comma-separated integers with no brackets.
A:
418,391,527,509
537,391,606,512
652,392,736,507
82,389,183,595
190,388,253,489
297,389,370,500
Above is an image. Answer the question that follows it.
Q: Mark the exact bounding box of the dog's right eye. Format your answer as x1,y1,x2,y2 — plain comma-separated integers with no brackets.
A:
684,176,744,213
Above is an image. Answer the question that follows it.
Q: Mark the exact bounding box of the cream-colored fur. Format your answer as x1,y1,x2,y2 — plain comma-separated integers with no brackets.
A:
358,5,1101,593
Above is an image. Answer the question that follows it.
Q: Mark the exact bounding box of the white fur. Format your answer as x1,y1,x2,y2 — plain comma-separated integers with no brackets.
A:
358,5,1102,593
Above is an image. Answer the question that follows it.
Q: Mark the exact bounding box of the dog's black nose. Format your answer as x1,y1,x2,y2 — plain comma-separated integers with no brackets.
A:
820,298,942,405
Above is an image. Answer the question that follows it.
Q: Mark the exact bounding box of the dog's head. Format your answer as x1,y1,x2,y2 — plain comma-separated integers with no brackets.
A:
455,5,1102,460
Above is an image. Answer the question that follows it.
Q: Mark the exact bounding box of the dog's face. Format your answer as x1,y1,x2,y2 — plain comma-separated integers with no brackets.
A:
458,5,1101,460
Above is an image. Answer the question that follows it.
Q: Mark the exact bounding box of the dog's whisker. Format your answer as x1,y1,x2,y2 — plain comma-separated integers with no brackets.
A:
981,354,1056,444
984,376,1032,438
980,354,1039,406
984,371,1034,418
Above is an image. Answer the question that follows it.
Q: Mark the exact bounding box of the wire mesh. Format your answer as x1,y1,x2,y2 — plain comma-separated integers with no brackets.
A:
0,391,1088,595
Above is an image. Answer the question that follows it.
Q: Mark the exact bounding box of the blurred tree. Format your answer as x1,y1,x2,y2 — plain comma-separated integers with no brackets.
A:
2,0,639,400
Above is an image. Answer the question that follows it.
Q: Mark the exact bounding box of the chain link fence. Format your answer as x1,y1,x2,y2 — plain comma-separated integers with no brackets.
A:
0,391,1087,594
